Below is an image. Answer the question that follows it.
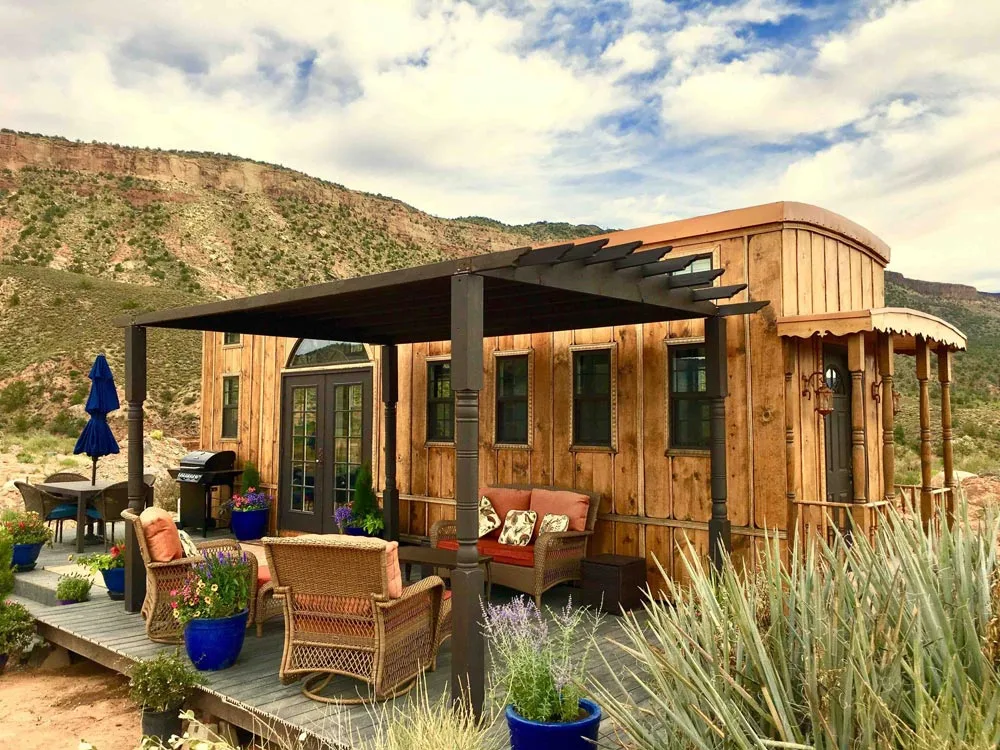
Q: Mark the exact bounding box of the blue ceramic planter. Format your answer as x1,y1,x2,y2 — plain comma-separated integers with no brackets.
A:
184,609,249,671
230,509,269,541
505,699,602,750
11,543,43,572
345,526,383,538
100,567,125,600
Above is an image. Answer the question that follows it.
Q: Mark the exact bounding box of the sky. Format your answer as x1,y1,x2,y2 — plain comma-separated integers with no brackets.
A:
1,0,999,288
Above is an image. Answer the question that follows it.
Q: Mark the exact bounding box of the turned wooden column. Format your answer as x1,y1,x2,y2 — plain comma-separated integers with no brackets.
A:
381,344,400,542
124,325,147,613
916,336,934,526
783,340,800,546
877,333,895,503
847,334,867,538
705,316,730,571
938,347,955,522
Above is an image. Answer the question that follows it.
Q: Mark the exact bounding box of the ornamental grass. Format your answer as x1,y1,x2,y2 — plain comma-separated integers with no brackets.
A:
595,504,1000,749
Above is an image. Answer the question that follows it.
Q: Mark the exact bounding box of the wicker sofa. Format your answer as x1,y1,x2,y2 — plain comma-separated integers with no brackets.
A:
430,485,600,607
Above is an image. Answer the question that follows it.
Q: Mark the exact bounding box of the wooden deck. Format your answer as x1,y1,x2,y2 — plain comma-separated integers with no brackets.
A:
17,582,644,748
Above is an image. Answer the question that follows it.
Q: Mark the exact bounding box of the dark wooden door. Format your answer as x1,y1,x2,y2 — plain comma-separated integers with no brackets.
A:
823,346,852,506
280,370,373,533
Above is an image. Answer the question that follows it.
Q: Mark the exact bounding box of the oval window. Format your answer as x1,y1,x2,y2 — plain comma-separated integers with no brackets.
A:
824,365,845,395
288,340,369,368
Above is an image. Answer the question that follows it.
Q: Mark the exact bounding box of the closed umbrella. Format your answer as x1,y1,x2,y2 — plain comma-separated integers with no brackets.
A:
73,353,121,484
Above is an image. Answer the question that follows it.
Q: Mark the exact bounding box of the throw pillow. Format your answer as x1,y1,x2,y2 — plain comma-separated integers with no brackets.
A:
138,506,183,562
498,509,537,547
538,513,570,534
177,530,199,558
478,495,501,538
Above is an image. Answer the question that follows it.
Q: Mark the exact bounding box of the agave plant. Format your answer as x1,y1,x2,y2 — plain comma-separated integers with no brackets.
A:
595,503,1000,749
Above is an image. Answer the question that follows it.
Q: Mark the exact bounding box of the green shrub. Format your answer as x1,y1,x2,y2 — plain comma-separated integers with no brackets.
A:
55,572,92,603
129,651,202,712
239,460,260,495
0,601,36,657
0,381,30,411
0,529,15,598
596,504,1000,749
49,410,86,436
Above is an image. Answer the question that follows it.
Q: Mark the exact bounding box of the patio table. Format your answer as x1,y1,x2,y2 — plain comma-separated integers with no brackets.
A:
397,545,493,600
36,479,114,553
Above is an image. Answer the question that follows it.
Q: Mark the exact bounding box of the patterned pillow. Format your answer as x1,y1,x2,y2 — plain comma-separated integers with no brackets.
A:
498,509,538,547
478,495,502,538
538,513,570,534
177,529,200,558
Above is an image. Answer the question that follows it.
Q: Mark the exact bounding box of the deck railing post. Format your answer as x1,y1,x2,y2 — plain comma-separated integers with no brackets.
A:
449,273,485,714
124,324,147,613
705,316,730,571
381,344,400,542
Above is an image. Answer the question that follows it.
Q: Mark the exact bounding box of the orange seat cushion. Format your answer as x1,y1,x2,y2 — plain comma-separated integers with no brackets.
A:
138,507,183,562
480,487,531,540
437,538,535,568
529,489,590,536
257,564,271,587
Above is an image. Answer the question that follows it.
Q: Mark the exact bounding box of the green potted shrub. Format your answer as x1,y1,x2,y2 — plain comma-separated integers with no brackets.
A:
130,651,202,742
1,510,53,571
342,464,385,537
55,572,92,604
173,551,253,670
77,545,126,600
0,600,36,672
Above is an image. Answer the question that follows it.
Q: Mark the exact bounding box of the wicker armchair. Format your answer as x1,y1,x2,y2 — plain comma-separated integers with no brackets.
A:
431,485,601,608
94,482,152,549
43,472,87,482
263,534,445,704
15,481,98,543
122,509,258,644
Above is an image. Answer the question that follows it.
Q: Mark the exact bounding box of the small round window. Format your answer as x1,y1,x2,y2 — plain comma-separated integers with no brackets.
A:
288,340,369,368
824,365,845,395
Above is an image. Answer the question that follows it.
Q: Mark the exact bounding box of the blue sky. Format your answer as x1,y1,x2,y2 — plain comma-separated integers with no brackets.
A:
1,0,998,287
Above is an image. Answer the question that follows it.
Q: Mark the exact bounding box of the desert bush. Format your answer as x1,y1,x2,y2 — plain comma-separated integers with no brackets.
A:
55,572,92,602
596,504,1000,749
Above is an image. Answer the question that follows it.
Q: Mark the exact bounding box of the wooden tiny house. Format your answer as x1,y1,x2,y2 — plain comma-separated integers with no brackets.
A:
190,202,968,591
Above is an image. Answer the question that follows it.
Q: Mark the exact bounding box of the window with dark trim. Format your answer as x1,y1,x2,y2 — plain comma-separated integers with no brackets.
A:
572,349,612,447
223,333,241,345
669,345,710,449
495,355,529,445
426,360,454,442
221,376,240,439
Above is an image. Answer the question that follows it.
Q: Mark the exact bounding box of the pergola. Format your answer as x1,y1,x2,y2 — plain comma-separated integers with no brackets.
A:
116,238,768,710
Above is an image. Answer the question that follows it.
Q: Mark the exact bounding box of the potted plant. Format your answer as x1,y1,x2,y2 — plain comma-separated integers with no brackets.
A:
77,545,126,600
0,600,36,672
342,465,385,537
56,572,92,604
172,550,253,670
0,528,15,600
1,510,53,571
483,597,603,750
225,487,271,542
129,650,202,742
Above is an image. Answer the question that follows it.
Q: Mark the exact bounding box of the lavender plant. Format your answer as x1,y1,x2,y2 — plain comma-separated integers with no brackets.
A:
482,596,601,722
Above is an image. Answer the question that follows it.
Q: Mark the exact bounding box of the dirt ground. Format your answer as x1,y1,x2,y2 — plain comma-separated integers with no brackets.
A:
0,660,141,749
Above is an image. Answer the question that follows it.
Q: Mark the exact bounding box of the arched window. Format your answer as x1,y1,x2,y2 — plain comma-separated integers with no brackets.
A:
287,339,370,368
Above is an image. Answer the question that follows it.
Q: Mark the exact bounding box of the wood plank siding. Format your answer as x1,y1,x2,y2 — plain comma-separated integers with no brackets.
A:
199,221,890,591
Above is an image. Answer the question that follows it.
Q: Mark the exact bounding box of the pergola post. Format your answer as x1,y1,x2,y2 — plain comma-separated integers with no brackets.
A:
449,273,485,713
381,344,400,542
938,347,955,521
124,325,147,613
877,333,895,503
916,336,934,526
847,334,867,538
705,316,730,571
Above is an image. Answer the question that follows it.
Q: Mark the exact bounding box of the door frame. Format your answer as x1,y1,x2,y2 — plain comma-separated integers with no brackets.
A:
822,343,853,537
278,368,374,534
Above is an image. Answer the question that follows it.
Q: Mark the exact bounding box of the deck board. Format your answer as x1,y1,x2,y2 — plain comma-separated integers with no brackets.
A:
19,586,647,746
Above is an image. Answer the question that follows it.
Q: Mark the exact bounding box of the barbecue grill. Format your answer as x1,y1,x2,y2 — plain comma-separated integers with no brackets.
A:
168,450,240,537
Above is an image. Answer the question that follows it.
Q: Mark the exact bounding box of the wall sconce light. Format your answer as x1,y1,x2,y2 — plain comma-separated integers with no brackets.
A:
802,371,834,416
872,378,903,417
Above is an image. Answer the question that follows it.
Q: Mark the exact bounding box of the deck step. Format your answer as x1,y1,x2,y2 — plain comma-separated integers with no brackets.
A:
12,568,63,607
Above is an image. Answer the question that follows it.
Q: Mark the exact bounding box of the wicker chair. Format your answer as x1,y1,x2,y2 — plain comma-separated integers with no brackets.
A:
122,509,258,644
263,534,445,704
43,472,87,482
15,481,99,543
431,485,601,608
93,482,152,549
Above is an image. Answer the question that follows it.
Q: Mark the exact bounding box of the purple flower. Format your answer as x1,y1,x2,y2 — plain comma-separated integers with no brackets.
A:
334,504,354,529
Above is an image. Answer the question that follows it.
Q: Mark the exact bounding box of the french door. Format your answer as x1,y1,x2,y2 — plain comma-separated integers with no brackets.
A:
279,370,373,533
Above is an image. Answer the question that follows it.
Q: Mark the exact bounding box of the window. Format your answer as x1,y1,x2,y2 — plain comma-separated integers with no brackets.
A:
427,360,454,442
669,345,710,449
223,332,241,346
221,376,239,439
288,339,368,368
496,355,529,445
674,255,713,276
572,349,612,447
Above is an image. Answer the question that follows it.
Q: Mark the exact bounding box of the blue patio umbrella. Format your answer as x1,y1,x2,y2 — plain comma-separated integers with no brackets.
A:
73,353,121,485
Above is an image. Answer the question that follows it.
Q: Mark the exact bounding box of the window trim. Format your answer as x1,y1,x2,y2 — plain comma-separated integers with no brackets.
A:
493,350,533,448
222,332,242,347
569,343,617,452
221,374,240,440
665,337,711,455
425,355,454,445
283,339,373,371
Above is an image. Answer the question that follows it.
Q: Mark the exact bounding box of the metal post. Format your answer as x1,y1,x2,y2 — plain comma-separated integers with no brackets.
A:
381,344,400,542
449,273,485,714
705,316,730,571
124,325,147,613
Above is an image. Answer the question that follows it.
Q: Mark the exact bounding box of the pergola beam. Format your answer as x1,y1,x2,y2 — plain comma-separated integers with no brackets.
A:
640,255,698,277
692,283,747,301
668,268,725,289
715,300,768,316
613,245,673,270
582,240,643,265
